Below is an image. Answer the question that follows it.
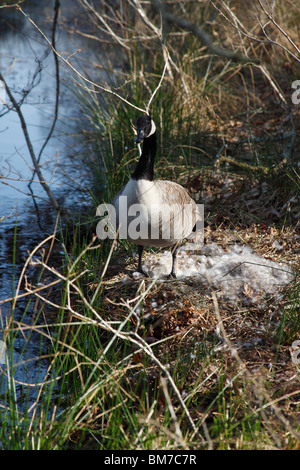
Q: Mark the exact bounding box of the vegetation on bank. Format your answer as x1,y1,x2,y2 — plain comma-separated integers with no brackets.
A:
0,0,299,449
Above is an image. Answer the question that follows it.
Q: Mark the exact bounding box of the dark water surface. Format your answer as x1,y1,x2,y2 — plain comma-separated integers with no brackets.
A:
0,0,99,421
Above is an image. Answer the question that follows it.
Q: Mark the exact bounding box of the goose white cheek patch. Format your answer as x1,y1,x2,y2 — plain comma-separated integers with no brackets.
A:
147,119,156,137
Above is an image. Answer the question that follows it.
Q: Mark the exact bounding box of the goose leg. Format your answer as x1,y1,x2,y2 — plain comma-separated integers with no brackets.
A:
168,246,178,279
137,245,148,277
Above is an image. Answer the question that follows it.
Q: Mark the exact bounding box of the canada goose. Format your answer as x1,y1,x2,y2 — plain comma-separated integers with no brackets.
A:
112,114,201,278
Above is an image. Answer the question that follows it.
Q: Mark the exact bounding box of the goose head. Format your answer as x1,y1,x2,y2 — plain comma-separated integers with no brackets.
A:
135,114,156,144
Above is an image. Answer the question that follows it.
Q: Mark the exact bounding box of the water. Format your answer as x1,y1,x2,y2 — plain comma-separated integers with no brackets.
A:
0,1,92,207
0,0,98,425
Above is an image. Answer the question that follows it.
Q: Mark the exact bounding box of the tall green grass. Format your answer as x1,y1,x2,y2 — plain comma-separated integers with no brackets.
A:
0,219,299,449
1,0,299,450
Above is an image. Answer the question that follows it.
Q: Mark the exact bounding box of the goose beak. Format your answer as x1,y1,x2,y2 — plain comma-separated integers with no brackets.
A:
135,128,145,144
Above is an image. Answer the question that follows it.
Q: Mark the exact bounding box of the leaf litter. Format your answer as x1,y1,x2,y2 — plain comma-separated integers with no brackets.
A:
92,170,299,444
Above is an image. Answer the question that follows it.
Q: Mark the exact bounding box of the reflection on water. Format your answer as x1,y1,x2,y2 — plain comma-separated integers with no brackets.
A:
0,1,89,206
0,0,96,426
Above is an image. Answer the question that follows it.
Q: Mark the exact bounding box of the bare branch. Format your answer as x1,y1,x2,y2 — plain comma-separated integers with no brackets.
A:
257,0,300,57
146,49,169,114
0,71,67,220
81,0,132,51
212,293,300,443
209,0,300,64
0,1,24,8
152,0,259,63
36,0,61,164
16,5,146,114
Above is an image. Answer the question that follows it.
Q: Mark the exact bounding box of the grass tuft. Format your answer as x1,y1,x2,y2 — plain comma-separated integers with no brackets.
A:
1,0,299,450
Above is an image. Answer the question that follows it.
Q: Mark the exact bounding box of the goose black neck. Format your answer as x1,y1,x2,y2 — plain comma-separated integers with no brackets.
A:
131,132,156,181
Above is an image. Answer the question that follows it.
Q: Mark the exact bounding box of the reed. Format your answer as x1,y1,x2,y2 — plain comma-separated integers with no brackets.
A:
0,0,299,450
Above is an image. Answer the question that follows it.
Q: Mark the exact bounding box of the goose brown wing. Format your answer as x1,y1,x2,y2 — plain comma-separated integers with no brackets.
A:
152,180,199,240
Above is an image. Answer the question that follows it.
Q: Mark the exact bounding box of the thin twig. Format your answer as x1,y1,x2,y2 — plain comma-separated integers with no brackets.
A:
211,292,300,443
146,49,169,114
152,0,259,63
0,1,23,8
0,71,67,221
209,0,300,64
257,0,300,57
16,5,146,114
37,0,61,165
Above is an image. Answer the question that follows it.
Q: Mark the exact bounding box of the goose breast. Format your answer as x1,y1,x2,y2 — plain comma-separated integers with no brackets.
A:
112,179,199,248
